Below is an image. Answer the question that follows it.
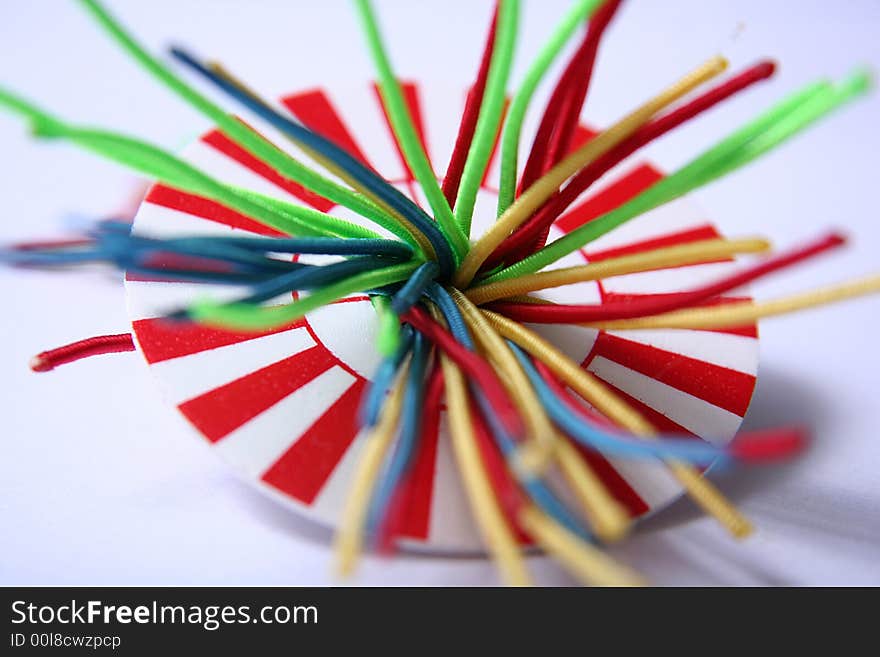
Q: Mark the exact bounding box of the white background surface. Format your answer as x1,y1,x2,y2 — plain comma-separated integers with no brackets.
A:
1,0,878,586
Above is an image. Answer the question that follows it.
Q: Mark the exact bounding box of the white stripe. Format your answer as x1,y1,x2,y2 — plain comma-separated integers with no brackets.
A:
309,427,370,520
607,328,758,375
124,279,250,321
587,356,744,442
214,366,356,479
600,261,739,295
325,84,407,182
154,327,314,404
428,414,483,551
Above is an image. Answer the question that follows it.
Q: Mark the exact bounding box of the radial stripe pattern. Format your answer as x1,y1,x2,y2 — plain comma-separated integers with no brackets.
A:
126,81,759,551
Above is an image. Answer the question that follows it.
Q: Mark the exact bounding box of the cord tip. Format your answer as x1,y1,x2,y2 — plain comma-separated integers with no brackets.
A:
29,354,53,373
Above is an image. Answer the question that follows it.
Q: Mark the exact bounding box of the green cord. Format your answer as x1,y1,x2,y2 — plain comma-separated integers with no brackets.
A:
483,71,871,283
371,295,401,357
76,0,405,240
189,261,419,331
0,88,379,240
454,0,520,236
353,0,469,260
495,0,605,216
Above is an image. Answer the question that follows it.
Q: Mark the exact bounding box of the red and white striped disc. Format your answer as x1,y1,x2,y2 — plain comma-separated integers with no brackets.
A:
125,82,759,553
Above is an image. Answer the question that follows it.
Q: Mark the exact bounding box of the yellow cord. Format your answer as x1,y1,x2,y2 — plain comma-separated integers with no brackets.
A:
440,351,533,586
465,236,770,304
451,290,631,541
483,310,753,538
517,505,646,586
453,55,729,288
553,437,632,543
334,360,409,577
429,306,532,586
451,289,556,463
583,274,880,330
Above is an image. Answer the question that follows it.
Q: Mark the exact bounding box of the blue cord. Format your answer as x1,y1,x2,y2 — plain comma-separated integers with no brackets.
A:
360,324,415,428
169,46,457,280
509,342,731,465
364,330,431,541
423,284,590,539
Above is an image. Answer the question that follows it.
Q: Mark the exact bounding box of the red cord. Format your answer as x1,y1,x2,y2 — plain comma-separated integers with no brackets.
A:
536,347,807,462
403,306,524,439
441,3,499,206
30,333,135,372
518,0,623,195
485,60,777,270
730,427,808,462
470,398,532,543
490,232,844,323
376,360,446,553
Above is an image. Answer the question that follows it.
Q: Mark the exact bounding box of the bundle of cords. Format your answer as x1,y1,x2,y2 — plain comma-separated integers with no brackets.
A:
1,0,878,586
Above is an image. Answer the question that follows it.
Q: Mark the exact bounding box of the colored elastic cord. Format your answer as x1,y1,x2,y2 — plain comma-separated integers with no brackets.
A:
379,261,439,355
189,261,419,330
510,344,730,464
30,333,135,372
374,361,447,551
169,49,453,268
441,4,498,206
389,262,439,314
454,55,728,287
586,274,880,331
365,331,431,543
232,257,388,306
76,0,402,234
453,0,520,235
334,361,409,576
403,305,522,439
0,90,373,240
360,325,415,427
426,288,589,539
492,60,778,266
353,0,469,258
437,350,531,585
468,236,770,305
482,309,753,538
171,235,413,259
496,0,605,214
518,0,622,194
490,232,844,323
487,71,869,283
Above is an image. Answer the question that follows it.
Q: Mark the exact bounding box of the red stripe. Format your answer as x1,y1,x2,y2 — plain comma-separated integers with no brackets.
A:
600,293,759,338
281,90,373,168
178,344,335,443
145,184,284,236
132,317,305,364
555,164,663,233
371,81,431,180
589,332,756,416
261,379,367,504
393,391,441,540
585,224,721,262
482,97,511,188
202,128,335,212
